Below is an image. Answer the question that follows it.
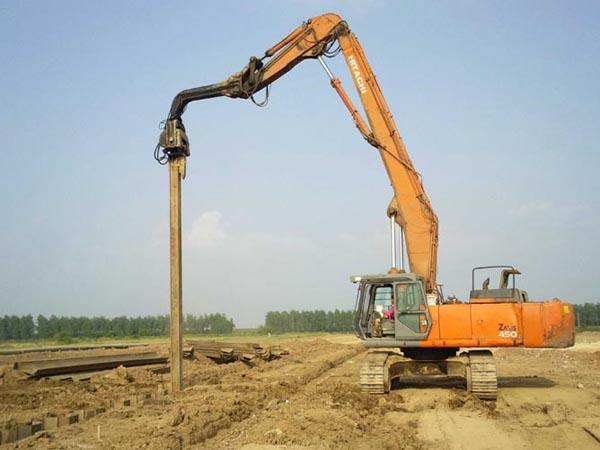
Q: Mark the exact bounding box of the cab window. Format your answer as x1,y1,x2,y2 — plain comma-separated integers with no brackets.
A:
373,285,393,309
396,283,423,312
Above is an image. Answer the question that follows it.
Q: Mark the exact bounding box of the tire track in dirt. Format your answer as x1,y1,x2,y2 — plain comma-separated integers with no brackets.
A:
203,352,424,450
175,341,364,447
204,343,600,450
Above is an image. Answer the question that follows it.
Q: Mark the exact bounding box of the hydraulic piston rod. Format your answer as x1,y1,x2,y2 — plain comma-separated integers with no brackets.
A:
390,215,397,271
400,225,405,272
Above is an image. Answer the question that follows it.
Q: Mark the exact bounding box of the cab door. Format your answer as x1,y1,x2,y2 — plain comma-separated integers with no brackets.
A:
394,282,431,340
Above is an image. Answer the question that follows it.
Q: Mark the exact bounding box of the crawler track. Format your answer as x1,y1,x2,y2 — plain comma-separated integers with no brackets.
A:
467,350,497,400
359,348,498,400
359,351,390,394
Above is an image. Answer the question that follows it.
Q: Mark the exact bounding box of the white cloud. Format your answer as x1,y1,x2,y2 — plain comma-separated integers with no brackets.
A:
508,201,551,217
185,211,320,254
559,204,590,214
187,211,228,247
338,232,356,243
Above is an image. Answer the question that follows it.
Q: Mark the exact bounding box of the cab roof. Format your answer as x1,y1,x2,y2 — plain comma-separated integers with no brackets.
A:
350,272,422,284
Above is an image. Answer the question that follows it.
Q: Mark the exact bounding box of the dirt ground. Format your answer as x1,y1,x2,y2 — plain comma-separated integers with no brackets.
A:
1,332,600,449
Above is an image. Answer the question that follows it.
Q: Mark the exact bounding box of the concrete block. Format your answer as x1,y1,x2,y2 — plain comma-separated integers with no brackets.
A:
58,413,78,427
43,416,58,430
17,423,32,440
31,420,43,433
0,424,17,444
76,408,96,422
137,393,151,404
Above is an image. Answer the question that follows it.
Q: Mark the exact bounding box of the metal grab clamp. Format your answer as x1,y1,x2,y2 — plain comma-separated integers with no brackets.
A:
159,119,190,158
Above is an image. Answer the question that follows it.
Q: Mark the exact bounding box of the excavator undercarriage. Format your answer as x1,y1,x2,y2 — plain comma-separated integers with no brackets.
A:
359,349,497,400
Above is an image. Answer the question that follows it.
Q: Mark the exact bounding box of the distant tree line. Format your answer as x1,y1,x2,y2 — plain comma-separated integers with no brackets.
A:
574,303,600,327
0,315,35,340
0,313,235,341
263,310,354,333
184,314,235,335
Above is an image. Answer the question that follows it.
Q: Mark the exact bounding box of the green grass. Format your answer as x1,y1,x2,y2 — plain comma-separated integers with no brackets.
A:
0,335,164,350
576,326,600,332
0,331,346,350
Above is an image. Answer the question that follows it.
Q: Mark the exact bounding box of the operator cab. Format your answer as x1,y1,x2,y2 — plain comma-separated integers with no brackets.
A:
352,273,431,342
469,265,529,303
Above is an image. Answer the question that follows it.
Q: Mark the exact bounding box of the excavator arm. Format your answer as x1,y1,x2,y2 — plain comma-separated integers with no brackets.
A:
156,13,439,294
165,14,346,119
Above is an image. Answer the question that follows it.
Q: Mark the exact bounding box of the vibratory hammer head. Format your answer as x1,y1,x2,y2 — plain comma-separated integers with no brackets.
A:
159,119,190,158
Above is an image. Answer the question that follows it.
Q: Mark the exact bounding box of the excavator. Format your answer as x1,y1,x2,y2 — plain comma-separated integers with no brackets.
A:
155,13,575,400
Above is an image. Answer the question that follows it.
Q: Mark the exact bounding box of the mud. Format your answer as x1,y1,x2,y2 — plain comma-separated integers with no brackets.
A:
1,333,600,449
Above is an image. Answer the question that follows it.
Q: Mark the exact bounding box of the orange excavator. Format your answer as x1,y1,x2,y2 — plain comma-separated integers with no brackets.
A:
155,13,575,400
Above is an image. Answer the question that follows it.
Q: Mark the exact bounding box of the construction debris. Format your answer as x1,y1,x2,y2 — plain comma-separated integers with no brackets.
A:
0,388,157,445
182,345,194,359
186,341,289,364
14,352,167,378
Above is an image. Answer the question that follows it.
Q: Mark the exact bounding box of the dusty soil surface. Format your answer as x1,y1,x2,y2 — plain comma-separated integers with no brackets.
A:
1,333,600,449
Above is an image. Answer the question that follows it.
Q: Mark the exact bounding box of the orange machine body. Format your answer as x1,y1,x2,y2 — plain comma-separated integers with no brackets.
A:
419,300,575,348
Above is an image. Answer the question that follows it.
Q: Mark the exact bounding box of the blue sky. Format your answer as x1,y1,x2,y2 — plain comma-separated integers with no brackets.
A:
1,1,599,327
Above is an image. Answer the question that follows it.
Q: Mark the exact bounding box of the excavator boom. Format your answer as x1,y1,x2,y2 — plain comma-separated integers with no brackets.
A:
158,13,439,293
